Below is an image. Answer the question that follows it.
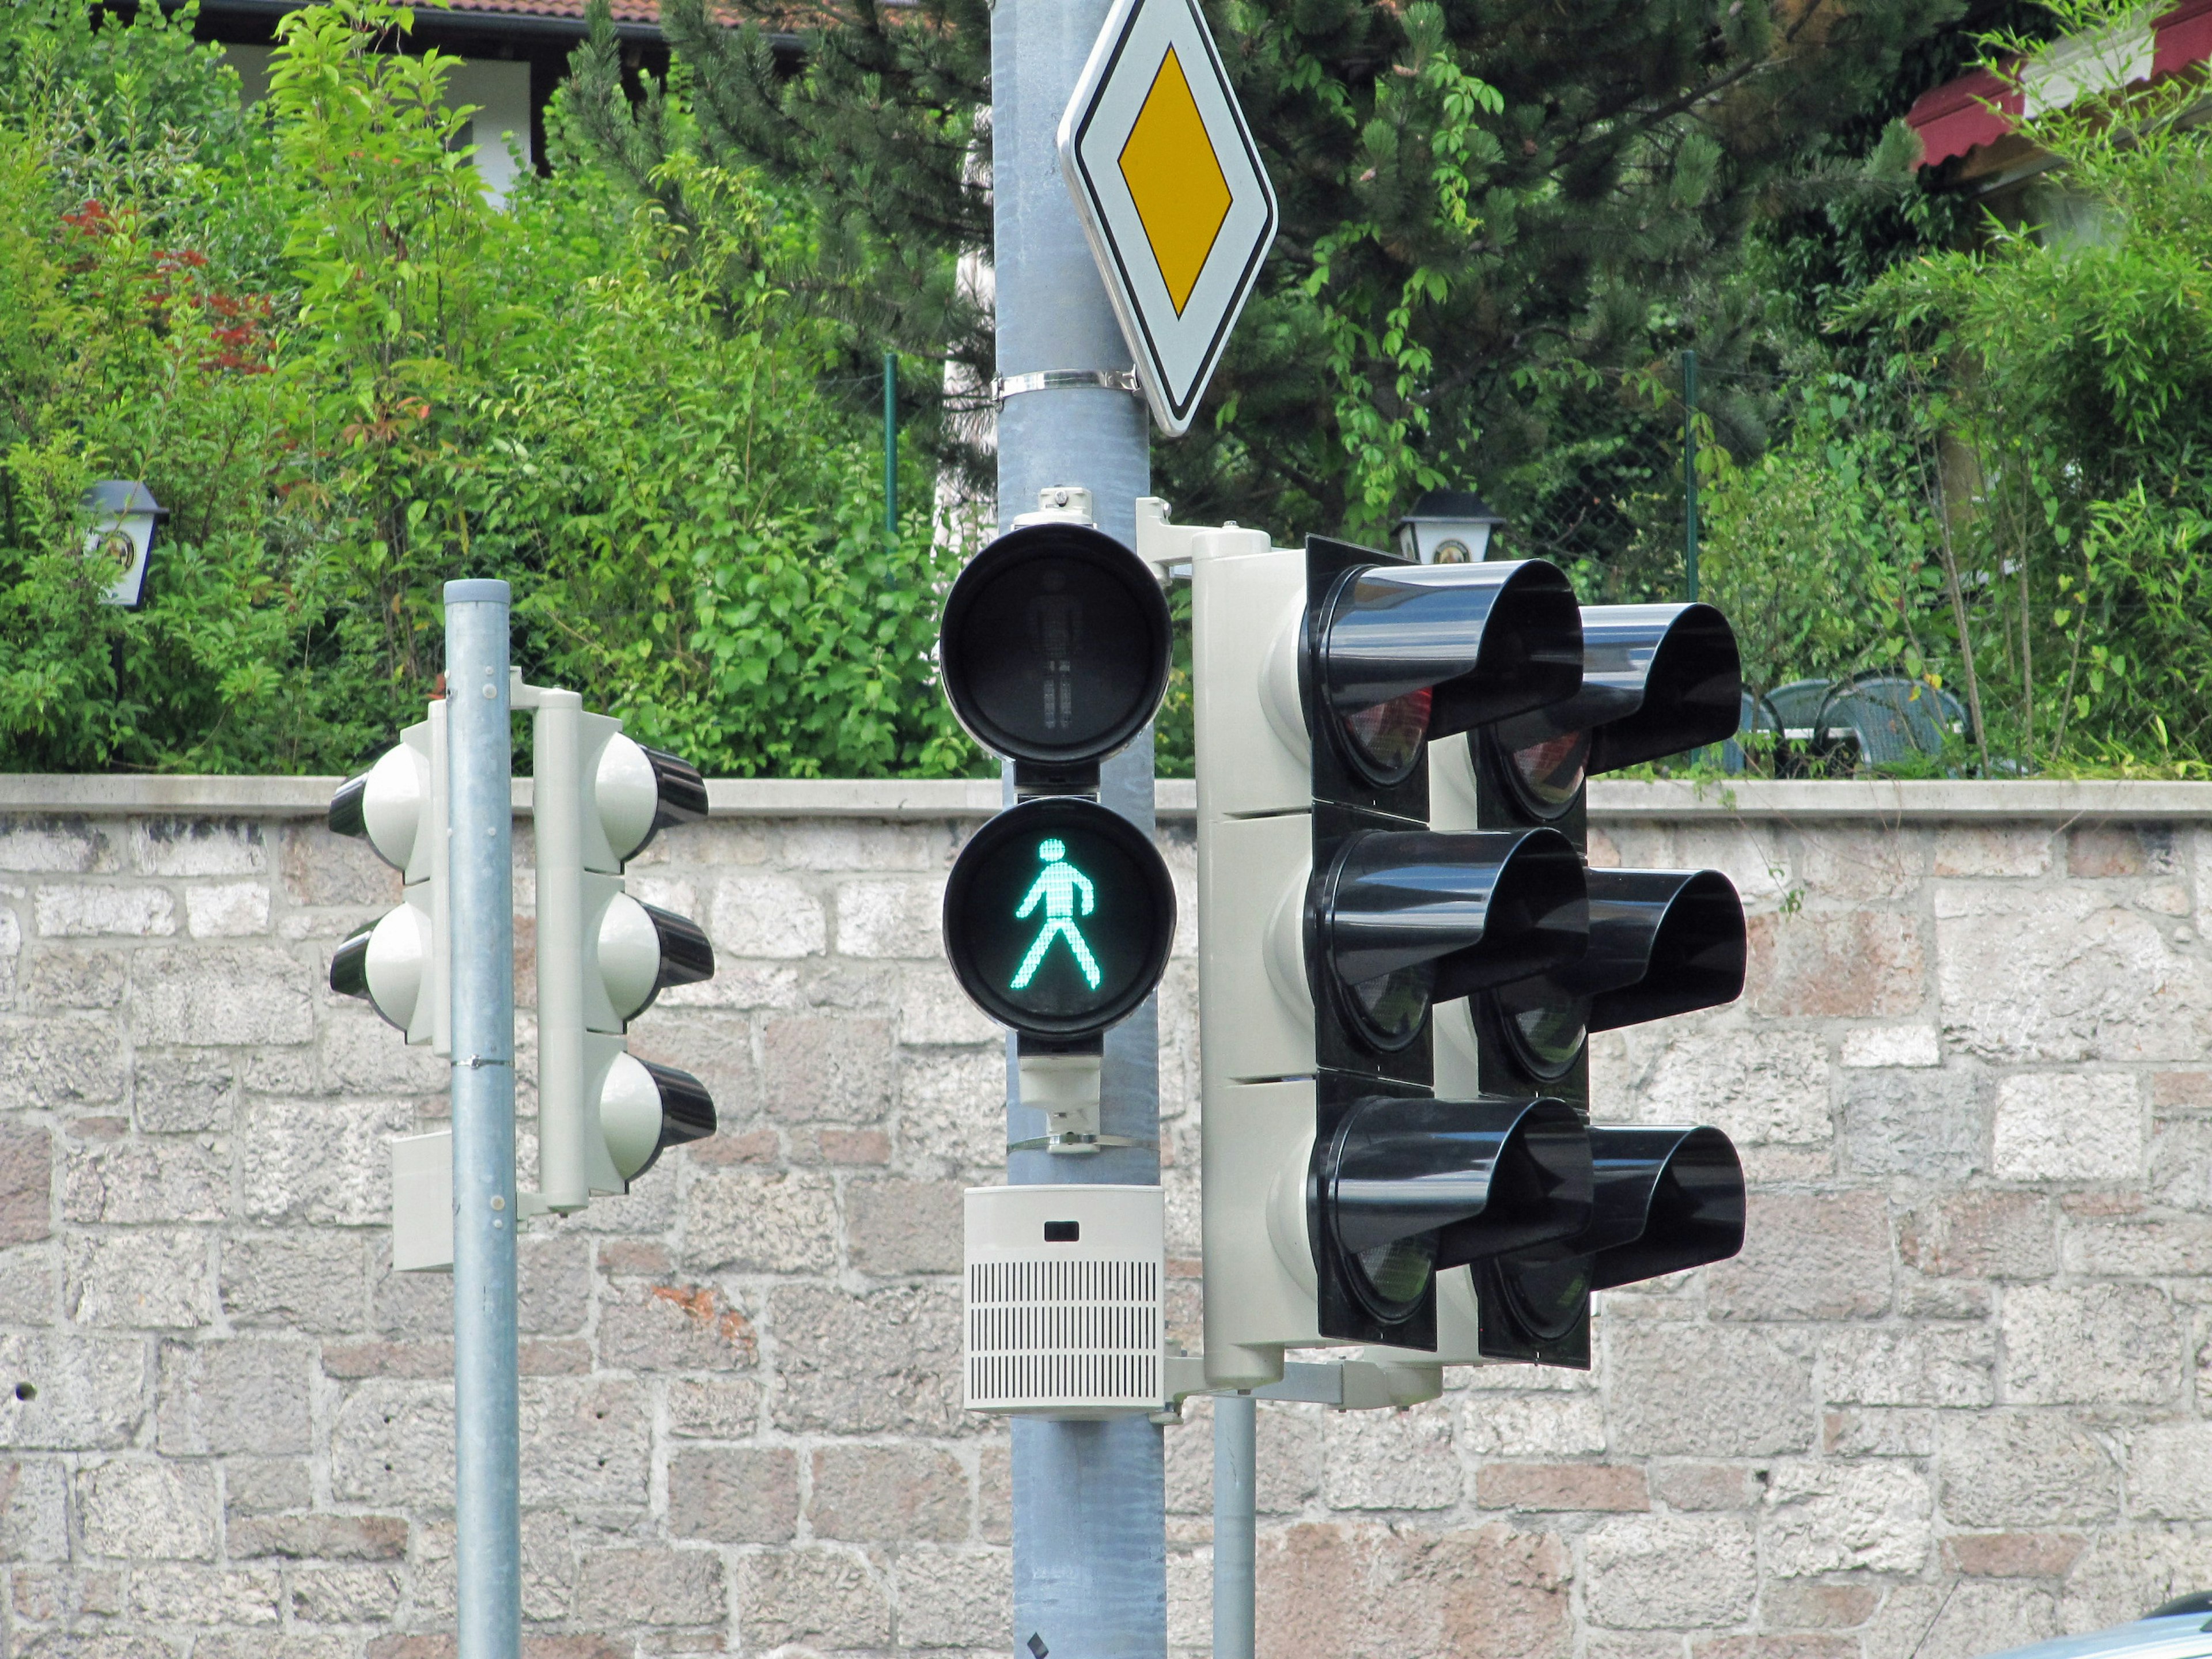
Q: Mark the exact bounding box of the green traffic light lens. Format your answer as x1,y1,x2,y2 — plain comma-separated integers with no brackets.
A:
1344,964,1432,1051
1486,1248,1593,1343
942,797,1177,1040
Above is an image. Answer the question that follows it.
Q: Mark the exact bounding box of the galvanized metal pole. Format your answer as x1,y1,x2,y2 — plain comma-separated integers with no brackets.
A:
1213,1393,1257,1659
444,579,521,1659
993,0,1164,1650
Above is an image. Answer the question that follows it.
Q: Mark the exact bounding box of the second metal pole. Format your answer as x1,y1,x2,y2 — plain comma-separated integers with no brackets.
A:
445,579,521,1659
1213,1394,1257,1659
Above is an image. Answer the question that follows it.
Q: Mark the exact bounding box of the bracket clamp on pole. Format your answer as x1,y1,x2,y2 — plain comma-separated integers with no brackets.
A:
993,368,1142,404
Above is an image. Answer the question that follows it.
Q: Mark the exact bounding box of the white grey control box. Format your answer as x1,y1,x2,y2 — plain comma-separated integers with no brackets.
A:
964,1184,1165,1418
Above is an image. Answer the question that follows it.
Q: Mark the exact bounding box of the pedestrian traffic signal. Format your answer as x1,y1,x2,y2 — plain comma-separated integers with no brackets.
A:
524,687,717,1210
938,517,1174,791
938,506,1178,1060
1426,600,1751,1366
329,713,449,1052
944,796,1177,1040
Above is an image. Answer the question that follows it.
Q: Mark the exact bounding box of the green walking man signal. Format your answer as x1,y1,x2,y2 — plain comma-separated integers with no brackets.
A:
1012,838,1103,991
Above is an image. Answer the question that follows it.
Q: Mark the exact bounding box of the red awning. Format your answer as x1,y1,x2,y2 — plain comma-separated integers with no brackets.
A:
1907,0,2212,169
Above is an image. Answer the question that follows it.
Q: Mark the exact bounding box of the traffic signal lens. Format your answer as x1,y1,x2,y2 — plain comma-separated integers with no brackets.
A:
1343,962,1432,1051
943,797,1178,1039
940,525,1175,767
1508,729,1590,813
1339,687,1433,785
1499,993,1589,1078
1484,1247,1593,1343
1354,1232,1437,1320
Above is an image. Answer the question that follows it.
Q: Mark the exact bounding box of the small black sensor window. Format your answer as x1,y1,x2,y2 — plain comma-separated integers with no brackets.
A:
1043,1221,1080,1243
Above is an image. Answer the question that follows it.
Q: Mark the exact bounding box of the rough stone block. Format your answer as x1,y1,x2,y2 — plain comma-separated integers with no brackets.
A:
1760,1460,1932,1577
835,876,948,959
1478,1463,1647,1512
0,1332,147,1449
2002,1283,2179,1404
156,1340,312,1455
666,1447,798,1543
1817,1325,1994,1407
759,1014,893,1123
2069,823,2176,878
574,1548,723,1628
1899,1191,2055,1280
1933,827,2054,878
898,1048,1010,1171
317,1012,449,1096
517,1380,650,1510
219,1456,313,1516
768,1282,963,1435
226,1512,409,1560
0,1016,125,1109
597,1283,757,1372
737,1548,892,1649
132,1051,234,1132
0,819,107,873
329,1381,456,1508
1707,1191,1890,1321
2126,1421,2212,1520
1746,911,1926,1018
1992,1072,2145,1180
515,1237,590,1336
132,945,315,1046
2059,1529,2212,1634
846,1179,963,1275
130,1563,283,1627
709,875,825,959
1584,1513,1757,1629
77,1460,218,1559
1937,1411,2118,1526
64,1138,227,1225
1840,1026,1942,1068
1936,884,2212,1064
240,1098,411,1225
21,946,127,1010
684,1169,838,1272
222,1230,364,1332
1607,1325,1813,1457
1255,1521,1571,1659
185,883,271,938
35,884,177,938
665,1376,763,1439
65,1229,213,1328
1761,1581,1882,1630
1867,1580,2058,1659
1945,1533,2087,1577
1823,1407,1934,1457
1322,1401,1461,1510
1648,1463,1758,1510
281,825,400,907
131,820,267,877
810,1445,967,1541
1839,1068,1985,1180
290,1565,402,1624
898,963,1002,1046
1592,1026,1830,1149
895,1546,1013,1649
780,819,947,873
0,1457,68,1561
1460,1391,1605,1459
0,1124,51,1245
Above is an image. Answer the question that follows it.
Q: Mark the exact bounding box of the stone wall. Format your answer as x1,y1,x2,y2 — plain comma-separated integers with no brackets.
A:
2,778,2211,1659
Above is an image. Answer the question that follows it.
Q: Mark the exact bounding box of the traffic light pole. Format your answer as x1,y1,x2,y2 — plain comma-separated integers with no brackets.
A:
992,0,1165,1650
444,579,522,1659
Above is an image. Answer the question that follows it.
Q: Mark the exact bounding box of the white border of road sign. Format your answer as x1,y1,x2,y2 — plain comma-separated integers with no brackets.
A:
1057,0,1278,438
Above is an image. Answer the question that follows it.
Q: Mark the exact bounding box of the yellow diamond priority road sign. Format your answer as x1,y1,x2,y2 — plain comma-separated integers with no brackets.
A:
1058,0,1277,437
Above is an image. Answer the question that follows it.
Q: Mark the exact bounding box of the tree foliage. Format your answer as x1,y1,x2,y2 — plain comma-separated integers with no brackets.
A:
0,0,978,778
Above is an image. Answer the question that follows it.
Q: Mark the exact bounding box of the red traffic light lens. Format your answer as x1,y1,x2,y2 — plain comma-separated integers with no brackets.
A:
1338,687,1432,786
